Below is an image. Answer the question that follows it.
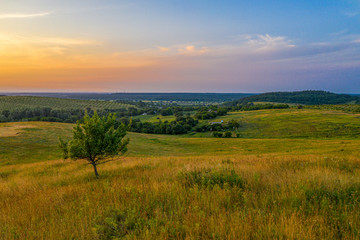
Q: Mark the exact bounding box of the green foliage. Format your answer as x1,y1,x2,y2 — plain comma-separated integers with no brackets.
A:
212,131,223,138
94,208,148,239
0,96,140,123
233,103,290,111
36,92,253,102
304,185,360,208
211,130,234,138
59,112,129,176
129,115,198,135
194,107,228,120
226,90,358,106
179,169,246,189
194,119,240,134
224,131,232,138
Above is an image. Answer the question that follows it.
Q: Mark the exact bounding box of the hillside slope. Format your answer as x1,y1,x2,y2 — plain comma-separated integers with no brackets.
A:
201,108,360,139
1,121,360,239
225,90,358,106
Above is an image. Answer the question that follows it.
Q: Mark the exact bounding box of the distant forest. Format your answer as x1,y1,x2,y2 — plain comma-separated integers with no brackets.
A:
225,91,360,106
4,93,255,103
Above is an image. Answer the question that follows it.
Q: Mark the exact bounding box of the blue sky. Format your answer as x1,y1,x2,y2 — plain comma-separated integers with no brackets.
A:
0,0,360,92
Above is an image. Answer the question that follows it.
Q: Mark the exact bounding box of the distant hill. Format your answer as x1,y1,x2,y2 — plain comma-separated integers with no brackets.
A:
224,90,359,106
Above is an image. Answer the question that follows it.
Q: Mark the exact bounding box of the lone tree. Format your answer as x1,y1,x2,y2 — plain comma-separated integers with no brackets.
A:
59,112,129,177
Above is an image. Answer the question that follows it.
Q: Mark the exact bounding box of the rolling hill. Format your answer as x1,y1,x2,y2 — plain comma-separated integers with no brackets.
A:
1,118,360,239
225,90,359,106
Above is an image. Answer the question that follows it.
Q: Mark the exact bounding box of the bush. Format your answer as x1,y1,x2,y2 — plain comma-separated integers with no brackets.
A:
213,132,223,138
224,131,232,138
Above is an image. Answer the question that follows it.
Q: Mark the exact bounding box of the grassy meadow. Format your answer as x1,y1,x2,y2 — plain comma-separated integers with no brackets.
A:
199,108,360,139
1,108,360,239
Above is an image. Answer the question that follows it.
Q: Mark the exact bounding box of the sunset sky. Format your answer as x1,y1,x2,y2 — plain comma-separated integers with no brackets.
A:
1,0,360,93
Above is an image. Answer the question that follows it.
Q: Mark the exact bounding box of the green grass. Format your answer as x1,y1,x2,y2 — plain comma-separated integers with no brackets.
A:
0,122,73,166
2,121,360,166
0,96,135,111
200,108,360,139
133,114,176,123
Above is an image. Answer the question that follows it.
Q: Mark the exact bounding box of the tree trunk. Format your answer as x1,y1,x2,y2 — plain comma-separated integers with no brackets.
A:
92,162,99,178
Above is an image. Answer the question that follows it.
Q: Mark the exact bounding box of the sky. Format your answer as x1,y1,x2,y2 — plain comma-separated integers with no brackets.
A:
0,0,360,93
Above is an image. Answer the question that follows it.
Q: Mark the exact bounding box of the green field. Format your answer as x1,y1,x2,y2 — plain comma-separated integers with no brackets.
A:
0,96,134,111
1,108,360,239
133,114,176,123
198,108,360,139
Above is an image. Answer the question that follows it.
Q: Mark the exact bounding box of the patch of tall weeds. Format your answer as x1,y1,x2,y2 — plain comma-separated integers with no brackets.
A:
178,169,246,189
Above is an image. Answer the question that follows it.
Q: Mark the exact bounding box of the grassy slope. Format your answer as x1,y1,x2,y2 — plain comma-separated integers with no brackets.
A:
133,114,176,123
2,120,360,166
1,141,360,239
198,108,360,139
1,109,360,239
0,96,134,111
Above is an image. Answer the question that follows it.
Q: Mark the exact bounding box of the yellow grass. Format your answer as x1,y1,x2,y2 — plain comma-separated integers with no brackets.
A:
1,119,360,239
0,123,35,137
1,152,360,239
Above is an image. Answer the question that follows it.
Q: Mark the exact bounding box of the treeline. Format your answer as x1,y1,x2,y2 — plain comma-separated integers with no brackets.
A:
9,93,255,103
0,108,84,123
0,104,198,124
194,107,228,120
159,106,197,116
233,103,289,111
194,119,240,133
0,107,150,123
119,115,199,135
225,90,358,106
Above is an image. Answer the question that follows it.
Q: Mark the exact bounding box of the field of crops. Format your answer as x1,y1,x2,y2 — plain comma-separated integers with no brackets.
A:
0,96,135,111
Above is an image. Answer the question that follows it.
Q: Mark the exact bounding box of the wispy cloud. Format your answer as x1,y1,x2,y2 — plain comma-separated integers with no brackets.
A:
0,33,99,47
178,45,209,55
0,33,102,69
155,44,210,55
342,10,360,18
0,12,51,19
157,46,171,52
246,34,295,52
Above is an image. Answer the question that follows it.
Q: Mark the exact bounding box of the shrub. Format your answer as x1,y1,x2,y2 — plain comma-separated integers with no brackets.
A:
224,131,232,138
213,131,223,138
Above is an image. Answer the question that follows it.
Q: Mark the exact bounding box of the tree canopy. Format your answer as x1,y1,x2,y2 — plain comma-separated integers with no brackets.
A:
59,112,129,177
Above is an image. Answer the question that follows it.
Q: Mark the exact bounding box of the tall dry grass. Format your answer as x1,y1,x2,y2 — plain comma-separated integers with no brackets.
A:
1,153,360,239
